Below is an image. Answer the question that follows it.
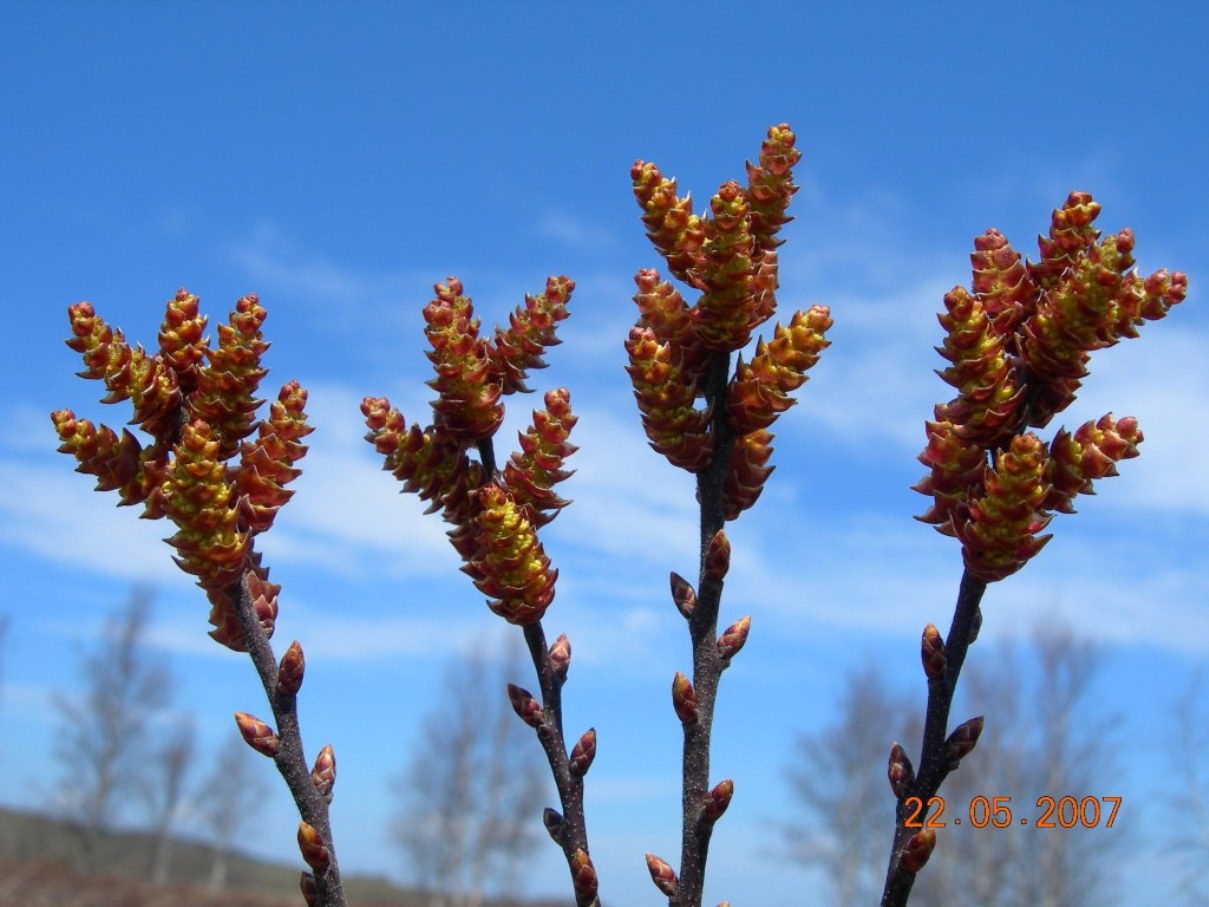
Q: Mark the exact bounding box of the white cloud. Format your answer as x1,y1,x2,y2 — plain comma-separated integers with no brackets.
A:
535,209,617,250
0,458,183,582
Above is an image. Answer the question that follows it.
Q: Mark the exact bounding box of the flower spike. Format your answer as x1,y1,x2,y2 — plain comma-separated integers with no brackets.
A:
915,192,1183,581
491,275,575,394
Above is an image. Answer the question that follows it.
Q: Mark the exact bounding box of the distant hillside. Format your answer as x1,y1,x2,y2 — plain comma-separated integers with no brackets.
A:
0,806,563,907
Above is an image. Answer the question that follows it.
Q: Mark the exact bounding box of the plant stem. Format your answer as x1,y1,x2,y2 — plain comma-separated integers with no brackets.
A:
880,568,987,907
673,352,735,907
522,621,598,907
233,574,347,907
478,435,597,906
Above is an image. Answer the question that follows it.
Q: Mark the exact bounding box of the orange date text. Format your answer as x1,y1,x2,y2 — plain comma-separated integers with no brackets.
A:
902,795,1121,829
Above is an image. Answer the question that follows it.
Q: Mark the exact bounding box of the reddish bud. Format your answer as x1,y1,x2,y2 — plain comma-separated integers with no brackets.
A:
549,633,572,681
672,671,699,725
705,529,730,582
945,716,984,770
300,872,318,907
508,683,545,729
297,821,330,875
921,624,946,681
311,744,336,802
899,828,936,874
277,640,305,696
888,742,915,799
703,778,734,822
717,616,751,662
569,728,597,778
234,711,279,758
570,848,598,902
645,852,679,897
670,571,697,619
543,807,564,845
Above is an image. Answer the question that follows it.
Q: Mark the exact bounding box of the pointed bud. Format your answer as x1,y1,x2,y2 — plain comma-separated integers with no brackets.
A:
945,716,984,770
277,640,305,696
549,633,572,681
543,807,565,845
569,728,597,778
703,778,734,822
645,852,679,897
234,711,279,757
300,872,318,907
888,742,915,799
670,571,697,619
508,683,545,729
899,828,936,874
672,671,699,725
570,848,598,902
921,624,946,681
297,821,330,875
705,529,731,582
717,616,751,662
311,744,336,802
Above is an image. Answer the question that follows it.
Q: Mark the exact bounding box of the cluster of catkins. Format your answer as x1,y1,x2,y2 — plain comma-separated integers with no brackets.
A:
915,192,1187,582
626,124,832,519
362,275,576,626
51,290,312,648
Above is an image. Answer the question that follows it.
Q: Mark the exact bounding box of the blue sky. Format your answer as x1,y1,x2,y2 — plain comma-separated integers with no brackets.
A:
2,3,1207,904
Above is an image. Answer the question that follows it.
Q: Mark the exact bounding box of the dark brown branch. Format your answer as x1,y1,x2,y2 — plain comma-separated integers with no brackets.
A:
880,568,987,907
233,574,347,907
521,621,598,906
672,351,736,907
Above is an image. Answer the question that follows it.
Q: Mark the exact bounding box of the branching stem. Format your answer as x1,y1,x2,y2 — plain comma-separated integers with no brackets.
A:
880,568,987,907
233,574,347,907
673,351,736,907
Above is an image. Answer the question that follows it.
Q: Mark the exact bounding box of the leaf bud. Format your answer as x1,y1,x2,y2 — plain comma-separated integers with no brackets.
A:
234,711,279,758
702,778,734,822
549,633,572,681
570,848,598,902
311,744,336,803
300,872,318,907
921,624,946,681
887,742,915,799
945,715,984,770
507,683,545,729
899,828,936,874
569,728,597,778
717,616,751,662
672,671,699,725
277,640,305,697
297,821,330,875
543,807,564,845
705,529,731,582
670,571,697,619
645,852,679,897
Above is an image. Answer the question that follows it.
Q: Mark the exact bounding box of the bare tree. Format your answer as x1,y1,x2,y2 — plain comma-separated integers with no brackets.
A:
782,666,909,906
142,714,197,883
197,728,270,892
784,626,1119,907
54,588,172,872
1158,673,1209,904
394,640,547,907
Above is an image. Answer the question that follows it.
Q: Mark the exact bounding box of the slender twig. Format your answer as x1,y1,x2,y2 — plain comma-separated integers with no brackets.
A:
477,435,598,907
522,621,597,906
880,569,986,907
232,574,347,907
673,351,736,907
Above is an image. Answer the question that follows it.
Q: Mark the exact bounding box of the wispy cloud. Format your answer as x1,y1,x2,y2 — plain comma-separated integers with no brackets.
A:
534,209,618,250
